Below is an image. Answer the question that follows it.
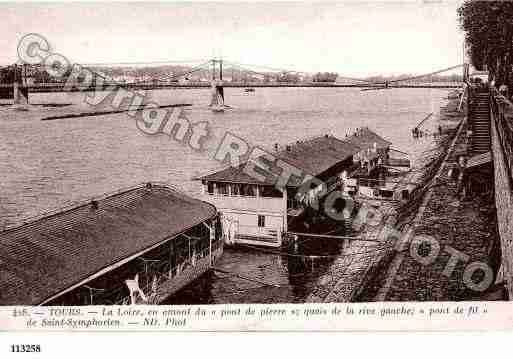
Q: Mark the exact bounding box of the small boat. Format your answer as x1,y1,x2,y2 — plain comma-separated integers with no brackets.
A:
244,88,255,92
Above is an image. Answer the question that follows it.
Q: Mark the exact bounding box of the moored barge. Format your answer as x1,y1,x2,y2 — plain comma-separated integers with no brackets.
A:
0,183,223,306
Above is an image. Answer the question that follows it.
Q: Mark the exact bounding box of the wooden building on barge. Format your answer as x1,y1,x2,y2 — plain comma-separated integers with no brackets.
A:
0,183,223,306
198,128,392,247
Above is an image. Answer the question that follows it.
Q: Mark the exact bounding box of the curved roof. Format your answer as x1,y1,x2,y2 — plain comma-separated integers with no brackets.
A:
0,184,217,305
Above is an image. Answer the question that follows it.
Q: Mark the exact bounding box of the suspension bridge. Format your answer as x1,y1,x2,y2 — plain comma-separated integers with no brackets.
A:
0,58,465,107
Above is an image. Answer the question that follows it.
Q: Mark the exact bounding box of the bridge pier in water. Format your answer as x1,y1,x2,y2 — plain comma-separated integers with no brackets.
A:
209,59,226,111
210,79,225,111
13,81,29,105
13,64,29,105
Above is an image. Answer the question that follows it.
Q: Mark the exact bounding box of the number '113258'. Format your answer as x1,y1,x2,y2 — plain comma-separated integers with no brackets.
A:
10,344,41,353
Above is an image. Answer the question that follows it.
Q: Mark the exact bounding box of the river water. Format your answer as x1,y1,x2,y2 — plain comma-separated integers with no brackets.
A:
0,87,447,303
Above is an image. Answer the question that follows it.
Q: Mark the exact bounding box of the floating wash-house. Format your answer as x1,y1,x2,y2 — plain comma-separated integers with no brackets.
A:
0,183,223,306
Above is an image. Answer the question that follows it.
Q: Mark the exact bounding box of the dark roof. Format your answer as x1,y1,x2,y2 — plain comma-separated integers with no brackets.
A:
200,135,359,187
343,127,392,149
199,129,392,186
200,163,282,186
274,135,360,176
0,184,216,305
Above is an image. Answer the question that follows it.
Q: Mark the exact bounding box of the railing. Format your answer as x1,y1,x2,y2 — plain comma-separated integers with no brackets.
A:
205,192,282,200
114,239,223,305
234,224,283,246
237,224,281,238
1,181,181,232
490,88,513,185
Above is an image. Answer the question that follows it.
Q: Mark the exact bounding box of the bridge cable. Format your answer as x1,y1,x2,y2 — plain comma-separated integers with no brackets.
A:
79,59,210,67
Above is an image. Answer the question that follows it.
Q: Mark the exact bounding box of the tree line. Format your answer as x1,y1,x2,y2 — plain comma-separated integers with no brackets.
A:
458,0,513,86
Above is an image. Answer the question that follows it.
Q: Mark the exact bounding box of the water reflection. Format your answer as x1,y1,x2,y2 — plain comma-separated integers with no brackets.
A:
164,231,346,304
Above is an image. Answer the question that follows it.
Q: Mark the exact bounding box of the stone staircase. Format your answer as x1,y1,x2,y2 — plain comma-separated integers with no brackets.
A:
469,89,491,154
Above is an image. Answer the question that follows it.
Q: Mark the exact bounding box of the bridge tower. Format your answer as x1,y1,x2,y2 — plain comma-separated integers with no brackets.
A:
210,58,225,112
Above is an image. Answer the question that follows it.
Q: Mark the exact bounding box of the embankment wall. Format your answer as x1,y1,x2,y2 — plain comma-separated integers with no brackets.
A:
490,95,513,299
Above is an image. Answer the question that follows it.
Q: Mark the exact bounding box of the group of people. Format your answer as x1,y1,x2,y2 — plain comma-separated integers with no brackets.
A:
411,125,443,139
411,127,425,138
489,79,511,100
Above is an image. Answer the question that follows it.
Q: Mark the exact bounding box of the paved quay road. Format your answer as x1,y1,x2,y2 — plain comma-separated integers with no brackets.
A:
377,127,498,302
365,105,500,302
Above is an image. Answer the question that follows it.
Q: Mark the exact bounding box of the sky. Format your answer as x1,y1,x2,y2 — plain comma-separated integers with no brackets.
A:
0,1,465,77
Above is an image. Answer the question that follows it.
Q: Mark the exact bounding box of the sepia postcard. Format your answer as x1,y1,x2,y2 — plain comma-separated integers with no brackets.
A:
0,0,512,337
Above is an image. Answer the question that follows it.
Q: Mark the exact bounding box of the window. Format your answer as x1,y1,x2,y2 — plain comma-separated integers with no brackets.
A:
242,184,255,197
207,182,214,194
217,182,229,195
231,183,242,196
257,215,265,228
